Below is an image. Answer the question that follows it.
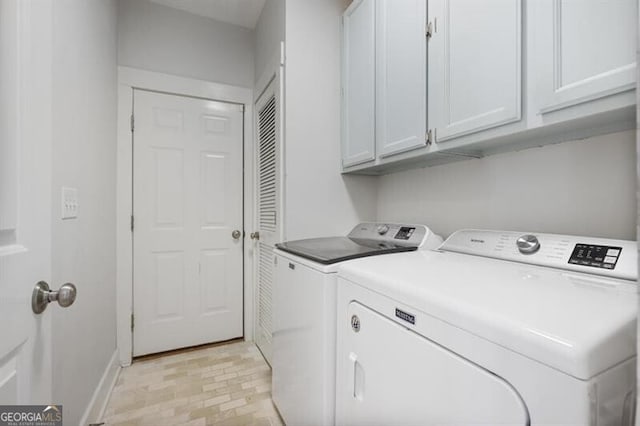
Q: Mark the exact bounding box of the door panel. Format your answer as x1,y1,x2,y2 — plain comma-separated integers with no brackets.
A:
534,0,637,113
429,0,522,141
376,0,427,157
0,0,52,404
336,302,528,425
254,77,282,365
133,90,243,356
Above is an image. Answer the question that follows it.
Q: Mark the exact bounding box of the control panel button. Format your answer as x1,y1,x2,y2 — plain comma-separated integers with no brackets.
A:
377,224,390,235
607,248,620,257
516,235,540,254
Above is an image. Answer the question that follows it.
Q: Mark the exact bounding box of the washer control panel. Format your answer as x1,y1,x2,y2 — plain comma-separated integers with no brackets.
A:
376,224,390,235
348,223,443,250
394,226,416,240
441,229,636,281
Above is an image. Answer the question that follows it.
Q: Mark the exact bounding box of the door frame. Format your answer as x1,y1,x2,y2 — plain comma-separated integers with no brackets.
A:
116,66,254,366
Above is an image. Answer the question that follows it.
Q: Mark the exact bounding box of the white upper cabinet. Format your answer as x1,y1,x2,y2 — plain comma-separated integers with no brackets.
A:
342,0,376,167
532,0,638,113
340,0,636,174
376,0,428,157
428,0,522,142
533,0,637,114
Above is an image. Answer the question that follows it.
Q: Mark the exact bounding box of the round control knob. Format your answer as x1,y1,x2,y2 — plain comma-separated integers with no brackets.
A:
517,234,540,254
376,224,389,235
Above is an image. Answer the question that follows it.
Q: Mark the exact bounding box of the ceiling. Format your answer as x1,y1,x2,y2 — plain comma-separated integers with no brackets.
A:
149,0,267,29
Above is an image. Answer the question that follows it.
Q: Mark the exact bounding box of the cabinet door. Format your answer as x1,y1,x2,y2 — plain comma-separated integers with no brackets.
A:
376,0,427,158
342,0,376,167
429,0,522,142
533,0,636,114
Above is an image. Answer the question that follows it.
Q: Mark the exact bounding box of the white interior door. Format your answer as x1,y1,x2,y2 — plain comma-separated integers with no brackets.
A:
133,89,244,356
0,0,53,405
254,77,282,365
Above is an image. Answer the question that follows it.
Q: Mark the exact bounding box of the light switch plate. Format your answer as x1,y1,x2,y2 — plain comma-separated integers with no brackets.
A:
61,187,78,220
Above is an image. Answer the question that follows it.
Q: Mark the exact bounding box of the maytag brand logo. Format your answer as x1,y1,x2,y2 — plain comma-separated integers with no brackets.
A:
395,308,416,325
0,405,62,426
470,238,485,244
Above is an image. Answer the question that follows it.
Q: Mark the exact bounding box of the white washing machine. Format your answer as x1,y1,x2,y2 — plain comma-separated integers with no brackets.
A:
335,229,637,426
272,223,443,426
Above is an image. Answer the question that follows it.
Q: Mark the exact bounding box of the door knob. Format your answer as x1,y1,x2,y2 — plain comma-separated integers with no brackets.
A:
32,281,77,314
250,232,260,240
232,230,242,240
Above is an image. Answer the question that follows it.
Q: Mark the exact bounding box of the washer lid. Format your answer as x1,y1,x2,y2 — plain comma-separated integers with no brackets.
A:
275,237,417,264
337,250,637,380
274,223,442,265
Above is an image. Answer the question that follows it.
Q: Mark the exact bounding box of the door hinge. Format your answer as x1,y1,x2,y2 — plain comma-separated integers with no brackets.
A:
130,215,134,232
426,19,436,39
426,129,436,145
130,114,135,132
130,313,134,331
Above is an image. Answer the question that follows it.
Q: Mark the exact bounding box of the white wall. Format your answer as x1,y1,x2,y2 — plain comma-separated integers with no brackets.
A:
117,0,254,87
254,0,284,83
284,0,378,240
51,1,118,424
377,130,637,240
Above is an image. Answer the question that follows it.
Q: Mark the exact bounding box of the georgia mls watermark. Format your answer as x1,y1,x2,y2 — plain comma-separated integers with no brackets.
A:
0,405,62,426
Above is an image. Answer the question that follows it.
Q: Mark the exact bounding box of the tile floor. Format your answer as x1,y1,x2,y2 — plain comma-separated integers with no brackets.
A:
101,341,283,426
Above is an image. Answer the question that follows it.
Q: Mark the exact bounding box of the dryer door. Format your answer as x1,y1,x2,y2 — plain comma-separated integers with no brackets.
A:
336,301,529,426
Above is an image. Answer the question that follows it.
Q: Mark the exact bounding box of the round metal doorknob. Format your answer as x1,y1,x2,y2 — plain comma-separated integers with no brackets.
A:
32,281,77,314
232,230,242,240
250,232,260,240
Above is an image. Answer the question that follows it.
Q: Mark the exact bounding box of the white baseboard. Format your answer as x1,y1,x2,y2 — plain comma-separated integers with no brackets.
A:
79,350,120,426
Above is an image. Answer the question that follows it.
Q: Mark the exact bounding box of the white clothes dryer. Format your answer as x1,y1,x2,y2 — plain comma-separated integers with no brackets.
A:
335,229,637,426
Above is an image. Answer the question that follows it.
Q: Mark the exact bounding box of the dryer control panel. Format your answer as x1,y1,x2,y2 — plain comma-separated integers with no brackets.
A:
568,244,622,270
441,230,637,281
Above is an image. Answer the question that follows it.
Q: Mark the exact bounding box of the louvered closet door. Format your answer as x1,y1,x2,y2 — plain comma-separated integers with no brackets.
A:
254,79,281,364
